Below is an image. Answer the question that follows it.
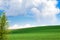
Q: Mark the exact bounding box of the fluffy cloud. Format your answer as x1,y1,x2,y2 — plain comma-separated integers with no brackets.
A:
1,0,60,16
8,24,55,29
31,0,60,24
5,0,23,16
0,0,23,16
0,0,2,6
0,0,60,25
0,0,5,9
8,24,33,29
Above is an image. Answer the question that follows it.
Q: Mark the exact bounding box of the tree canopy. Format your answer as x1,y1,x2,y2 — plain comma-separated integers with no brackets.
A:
0,12,8,40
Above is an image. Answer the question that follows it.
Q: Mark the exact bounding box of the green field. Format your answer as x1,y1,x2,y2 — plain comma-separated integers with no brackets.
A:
8,26,60,40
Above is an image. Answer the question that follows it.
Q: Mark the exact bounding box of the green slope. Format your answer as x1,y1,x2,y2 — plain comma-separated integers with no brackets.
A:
8,33,60,40
8,25,60,40
9,25,60,34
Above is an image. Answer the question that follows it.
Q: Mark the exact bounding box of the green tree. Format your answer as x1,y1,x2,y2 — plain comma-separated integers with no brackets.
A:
0,12,8,40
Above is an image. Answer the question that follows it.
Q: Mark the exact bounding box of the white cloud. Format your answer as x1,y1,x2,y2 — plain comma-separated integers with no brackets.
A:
0,0,5,9
4,0,34,16
8,23,56,29
8,24,34,29
31,0,60,24
0,0,60,16
18,0,23,3
4,0,23,16
0,0,60,25
8,24,48,29
8,24,19,29
0,0,2,6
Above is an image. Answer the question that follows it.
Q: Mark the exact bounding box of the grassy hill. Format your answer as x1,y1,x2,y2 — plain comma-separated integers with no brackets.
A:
9,25,60,34
8,25,60,40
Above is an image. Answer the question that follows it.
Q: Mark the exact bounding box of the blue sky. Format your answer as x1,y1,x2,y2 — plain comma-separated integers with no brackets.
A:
0,0,60,29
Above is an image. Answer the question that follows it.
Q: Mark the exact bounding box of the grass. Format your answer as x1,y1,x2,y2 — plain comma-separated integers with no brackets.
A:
7,26,60,40
8,33,60,40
